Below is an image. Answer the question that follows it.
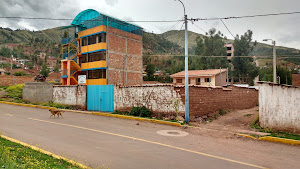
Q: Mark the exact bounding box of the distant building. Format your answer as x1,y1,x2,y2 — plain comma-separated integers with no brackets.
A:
0,68,5,75
39,53,46,60
46,57,57,68
170,69,227,87
225,44,234,61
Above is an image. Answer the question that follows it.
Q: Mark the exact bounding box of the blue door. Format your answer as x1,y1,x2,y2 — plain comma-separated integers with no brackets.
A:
87,85,114,112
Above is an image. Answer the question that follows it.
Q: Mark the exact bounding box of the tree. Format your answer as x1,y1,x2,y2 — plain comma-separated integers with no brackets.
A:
40,63,50,77
232,30,259,84
194,28,228,70
145,63,155,81
62,31,68,38
54,64,59,73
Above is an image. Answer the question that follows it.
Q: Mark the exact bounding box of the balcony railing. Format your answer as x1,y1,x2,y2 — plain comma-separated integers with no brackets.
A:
61,69,68,77
61,37,75,45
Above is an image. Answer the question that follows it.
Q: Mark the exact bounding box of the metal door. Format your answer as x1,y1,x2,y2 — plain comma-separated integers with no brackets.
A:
87,85,114,112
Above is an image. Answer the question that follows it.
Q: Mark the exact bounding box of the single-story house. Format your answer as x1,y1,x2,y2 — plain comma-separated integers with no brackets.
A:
170,69,227,87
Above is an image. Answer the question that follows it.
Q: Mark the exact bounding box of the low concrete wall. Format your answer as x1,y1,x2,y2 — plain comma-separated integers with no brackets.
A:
53,85,87,110
259,82,300,133
22,82,54,103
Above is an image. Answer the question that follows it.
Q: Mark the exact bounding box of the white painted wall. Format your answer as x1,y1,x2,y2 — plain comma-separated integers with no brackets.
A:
53,85,86,108
114,85,185,114
259,83,300,132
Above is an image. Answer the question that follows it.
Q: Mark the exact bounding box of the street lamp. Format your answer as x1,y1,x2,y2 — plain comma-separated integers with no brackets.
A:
263,39,276,83
175,0,189,122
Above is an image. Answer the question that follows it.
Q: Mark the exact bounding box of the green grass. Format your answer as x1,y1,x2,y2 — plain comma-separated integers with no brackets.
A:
0,136,83,169
250,116,300,140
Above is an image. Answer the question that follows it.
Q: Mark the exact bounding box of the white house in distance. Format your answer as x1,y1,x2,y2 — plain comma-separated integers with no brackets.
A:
170,69,227,87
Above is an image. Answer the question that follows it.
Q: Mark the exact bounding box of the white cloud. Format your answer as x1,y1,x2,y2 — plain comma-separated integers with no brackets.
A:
0,0,299,49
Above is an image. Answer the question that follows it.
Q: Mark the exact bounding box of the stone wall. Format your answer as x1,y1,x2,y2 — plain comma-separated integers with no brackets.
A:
258,82,300,133
107,26,143,86
22,82,54,103
53,85,87,110
114,85,258,121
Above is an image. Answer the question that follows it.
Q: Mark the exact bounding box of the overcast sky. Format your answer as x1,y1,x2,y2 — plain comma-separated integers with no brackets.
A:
0,0,300,49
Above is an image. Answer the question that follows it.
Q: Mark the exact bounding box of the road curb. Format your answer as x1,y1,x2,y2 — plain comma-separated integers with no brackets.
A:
0,101,182,127
234,133,258,140
0,135,91,169
258,136,300,145
235,133,300,145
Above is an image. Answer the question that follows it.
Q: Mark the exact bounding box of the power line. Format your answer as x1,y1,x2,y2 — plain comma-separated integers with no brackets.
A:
192,22,206,34
0,16,182,22
220,19,235,39
167,18,183,32
190,11,300,21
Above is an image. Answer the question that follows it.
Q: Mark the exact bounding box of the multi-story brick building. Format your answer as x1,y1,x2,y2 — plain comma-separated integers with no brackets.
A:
60,9,143,86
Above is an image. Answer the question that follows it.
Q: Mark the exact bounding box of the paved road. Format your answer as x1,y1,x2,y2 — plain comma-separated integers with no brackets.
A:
0,104,299,169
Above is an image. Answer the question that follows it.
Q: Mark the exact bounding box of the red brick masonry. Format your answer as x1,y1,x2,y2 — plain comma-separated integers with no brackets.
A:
292,74,300,87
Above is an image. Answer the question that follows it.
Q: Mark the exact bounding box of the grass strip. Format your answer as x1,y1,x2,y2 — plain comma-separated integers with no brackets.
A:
0,136,83,169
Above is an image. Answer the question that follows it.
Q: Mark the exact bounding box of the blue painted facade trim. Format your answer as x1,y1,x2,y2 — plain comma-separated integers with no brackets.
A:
81,67,106,71
80,31,106,38
81,49,106,55
61,75,68,78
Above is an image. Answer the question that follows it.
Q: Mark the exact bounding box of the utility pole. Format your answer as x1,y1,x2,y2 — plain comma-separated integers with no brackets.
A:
263,39,276,83
177,0,189,122
11,55,13,70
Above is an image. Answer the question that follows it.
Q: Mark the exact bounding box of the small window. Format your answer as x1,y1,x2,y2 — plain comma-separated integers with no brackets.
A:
227,53,231,56
81,54,88,63
88,52,106,62
205,78,210,82
197,78,201,83
227,47,232,50
176,79,182,83
82,37,88,46
88,69,106,79
97,33,106,43
88,36,96,45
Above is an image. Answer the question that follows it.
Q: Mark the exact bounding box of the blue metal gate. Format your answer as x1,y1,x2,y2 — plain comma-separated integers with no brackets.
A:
87,85,114,112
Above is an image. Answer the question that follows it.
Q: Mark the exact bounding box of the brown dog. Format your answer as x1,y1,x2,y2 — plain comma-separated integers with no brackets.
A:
49,109,64,118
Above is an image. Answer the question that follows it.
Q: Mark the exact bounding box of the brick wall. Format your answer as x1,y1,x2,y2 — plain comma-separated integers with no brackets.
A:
114,85,258,121
0,75,60,86
0,75,34,86
176,85,258,120
292,74,300,87
107,27,143,86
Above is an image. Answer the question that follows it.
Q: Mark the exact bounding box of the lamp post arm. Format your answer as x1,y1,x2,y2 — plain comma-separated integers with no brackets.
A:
177,0,186,16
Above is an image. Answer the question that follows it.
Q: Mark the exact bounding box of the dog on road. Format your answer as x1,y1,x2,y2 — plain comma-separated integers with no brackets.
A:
49,109,64,118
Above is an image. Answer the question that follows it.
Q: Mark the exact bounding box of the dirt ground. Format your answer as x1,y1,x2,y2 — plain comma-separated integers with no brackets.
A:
188,107,260,138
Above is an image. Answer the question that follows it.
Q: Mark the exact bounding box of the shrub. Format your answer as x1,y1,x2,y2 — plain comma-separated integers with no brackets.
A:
129,106,152,118
14,71,27,76
5,84,24,99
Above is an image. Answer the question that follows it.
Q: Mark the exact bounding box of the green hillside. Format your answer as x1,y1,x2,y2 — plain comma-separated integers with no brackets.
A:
0,26,299,59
